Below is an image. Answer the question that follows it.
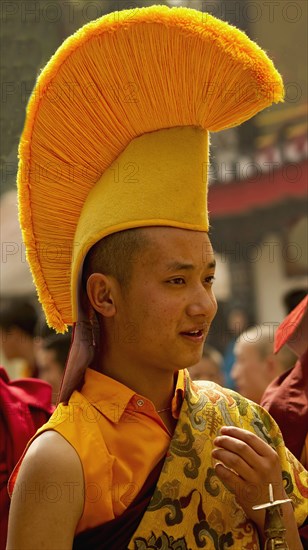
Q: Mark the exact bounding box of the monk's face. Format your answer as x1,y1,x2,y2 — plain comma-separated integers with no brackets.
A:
113,227,217,373
231,339,270,404
189,357,224,386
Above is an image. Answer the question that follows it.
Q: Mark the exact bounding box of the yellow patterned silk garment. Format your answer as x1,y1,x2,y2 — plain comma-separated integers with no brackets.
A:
129,378,308,550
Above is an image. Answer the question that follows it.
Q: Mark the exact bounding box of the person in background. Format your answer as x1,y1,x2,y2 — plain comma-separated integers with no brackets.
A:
0,307,56,549
0,367,53,550
222,305,250,389
231,324,296,404
36,334,71,405
261,295,308,544
261,296,308,465
283,288,307,314
0,298,39,378
34,314,56,343
188,344,225,386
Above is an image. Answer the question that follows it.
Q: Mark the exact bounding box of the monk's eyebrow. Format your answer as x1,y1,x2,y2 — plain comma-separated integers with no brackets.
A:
165,259,216,272
165,262,194,272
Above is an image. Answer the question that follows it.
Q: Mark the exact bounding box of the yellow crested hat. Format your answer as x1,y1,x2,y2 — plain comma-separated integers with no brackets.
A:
18,5,284,334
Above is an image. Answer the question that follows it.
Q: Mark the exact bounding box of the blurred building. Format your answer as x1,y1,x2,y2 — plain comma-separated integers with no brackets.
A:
205,0,307,350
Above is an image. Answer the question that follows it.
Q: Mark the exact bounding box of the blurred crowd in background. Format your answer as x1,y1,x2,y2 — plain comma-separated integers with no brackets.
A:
0,288,305,406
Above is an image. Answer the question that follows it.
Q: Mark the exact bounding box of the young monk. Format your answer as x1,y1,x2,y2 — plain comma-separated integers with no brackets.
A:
6,6,307,550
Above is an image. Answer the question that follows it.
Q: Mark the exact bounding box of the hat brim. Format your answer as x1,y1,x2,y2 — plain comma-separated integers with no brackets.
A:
274,295,308,354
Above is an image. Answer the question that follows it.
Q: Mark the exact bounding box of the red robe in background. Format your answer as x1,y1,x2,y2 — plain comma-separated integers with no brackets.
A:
261,349,308,462
261,296,308,543
0,367,53,550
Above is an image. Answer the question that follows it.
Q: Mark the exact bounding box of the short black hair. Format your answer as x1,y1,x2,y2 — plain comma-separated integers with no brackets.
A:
0,298,38,337
283,289,307,314
42,333,72,369
82,228,149,291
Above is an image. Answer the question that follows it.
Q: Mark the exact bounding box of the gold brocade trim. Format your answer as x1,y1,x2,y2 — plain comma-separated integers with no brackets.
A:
128,377,307,550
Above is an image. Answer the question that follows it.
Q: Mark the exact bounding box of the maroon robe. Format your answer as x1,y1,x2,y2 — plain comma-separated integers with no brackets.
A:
73,456,165,550
261,349,308,544
261,349,308,461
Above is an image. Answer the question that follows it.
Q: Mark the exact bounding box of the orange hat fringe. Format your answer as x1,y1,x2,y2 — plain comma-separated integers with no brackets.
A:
18,5,284,332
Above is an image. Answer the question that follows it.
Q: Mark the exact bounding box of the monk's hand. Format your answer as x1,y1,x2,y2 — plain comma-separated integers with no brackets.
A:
212,426,286,533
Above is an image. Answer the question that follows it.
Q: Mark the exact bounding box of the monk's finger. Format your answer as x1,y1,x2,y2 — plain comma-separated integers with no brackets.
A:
214,463,268,521
218,426,278,459
212,446,255,480
213,462,235,493
213,430,280,478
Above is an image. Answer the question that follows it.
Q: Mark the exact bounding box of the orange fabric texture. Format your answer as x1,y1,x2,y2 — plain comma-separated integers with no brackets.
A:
12,368,185,534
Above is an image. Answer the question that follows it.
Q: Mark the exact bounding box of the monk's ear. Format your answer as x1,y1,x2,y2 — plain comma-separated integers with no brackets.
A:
86,273,116,318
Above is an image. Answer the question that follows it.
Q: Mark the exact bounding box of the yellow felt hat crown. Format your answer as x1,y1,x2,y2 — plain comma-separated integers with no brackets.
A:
18,5,284,333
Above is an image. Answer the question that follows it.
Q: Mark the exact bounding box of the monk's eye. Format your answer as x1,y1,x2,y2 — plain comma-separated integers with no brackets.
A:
168,277,185,285
204,276,215,286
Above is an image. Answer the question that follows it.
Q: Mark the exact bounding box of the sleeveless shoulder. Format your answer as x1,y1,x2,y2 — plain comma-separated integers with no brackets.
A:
7,430,83,550
10,389,115,533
